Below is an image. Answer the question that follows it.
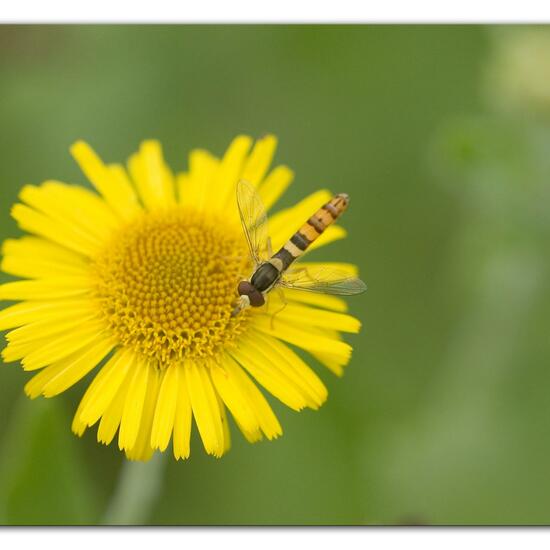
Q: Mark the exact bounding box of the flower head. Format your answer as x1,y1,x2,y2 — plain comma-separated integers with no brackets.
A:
0,135,362,461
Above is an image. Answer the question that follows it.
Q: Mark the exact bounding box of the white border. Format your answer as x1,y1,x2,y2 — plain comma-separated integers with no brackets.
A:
1,0,550,23
1,528,550,549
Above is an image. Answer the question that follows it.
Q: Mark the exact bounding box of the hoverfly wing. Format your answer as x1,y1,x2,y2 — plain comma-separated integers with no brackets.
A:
236,179,270,266
279,265,367,296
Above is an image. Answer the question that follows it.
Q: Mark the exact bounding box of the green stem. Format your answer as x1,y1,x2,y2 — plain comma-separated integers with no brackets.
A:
102,452,167,525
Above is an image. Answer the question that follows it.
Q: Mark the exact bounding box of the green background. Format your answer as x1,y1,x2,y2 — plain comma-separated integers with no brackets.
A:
1,24,549,525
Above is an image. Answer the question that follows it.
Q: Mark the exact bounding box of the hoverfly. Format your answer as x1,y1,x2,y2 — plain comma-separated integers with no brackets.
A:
231,179,366,316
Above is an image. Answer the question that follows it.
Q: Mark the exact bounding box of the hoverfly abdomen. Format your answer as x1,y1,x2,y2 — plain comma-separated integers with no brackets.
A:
272,192,350,269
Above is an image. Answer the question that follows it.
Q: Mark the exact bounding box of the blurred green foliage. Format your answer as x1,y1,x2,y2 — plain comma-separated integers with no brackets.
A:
1,25,549,525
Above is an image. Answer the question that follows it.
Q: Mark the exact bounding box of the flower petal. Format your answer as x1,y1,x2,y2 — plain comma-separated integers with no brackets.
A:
249,331,328,408
211,135,253,213
128,141,176,211
126,365,161,461
24,334,115,398
150,364,179,452
2,237,89,278
258,165,294,211
11,203,99,257
210,361,260,435
221,354,281,440
186,361,225,457
74,348,135,429
241,134,278,186
252,314,353,363
0,299,96,331
70,141,142,221
230,341,308,411
0,277,92,302
19,182,119,243
177,149,219,212
173,364,192,460
40,337,116,398
20,319,109,371
97,375,130,445
118,355,150,451
262,300,361,334
6,312,99,347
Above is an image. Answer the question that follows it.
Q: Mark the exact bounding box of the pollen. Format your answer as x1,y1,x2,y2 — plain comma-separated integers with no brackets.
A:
93,207,251,365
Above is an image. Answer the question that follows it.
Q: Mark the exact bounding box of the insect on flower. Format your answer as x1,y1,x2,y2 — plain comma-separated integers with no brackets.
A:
0,134,366,461
233,180,367,317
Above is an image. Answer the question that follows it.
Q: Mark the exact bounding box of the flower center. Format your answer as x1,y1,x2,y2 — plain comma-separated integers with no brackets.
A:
93,207,252,366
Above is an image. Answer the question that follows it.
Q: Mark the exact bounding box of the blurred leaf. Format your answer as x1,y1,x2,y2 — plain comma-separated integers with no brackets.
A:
0,396,100,525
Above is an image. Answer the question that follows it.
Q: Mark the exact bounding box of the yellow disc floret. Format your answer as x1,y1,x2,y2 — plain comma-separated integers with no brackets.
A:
93,207,251,365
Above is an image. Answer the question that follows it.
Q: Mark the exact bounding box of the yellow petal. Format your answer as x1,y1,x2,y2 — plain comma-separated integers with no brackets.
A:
70,141,142,221
97,376,130,445
2,336,51,364
107,164,144,219
40,337,116,398
11,203,99,257
222,354,281,440
186,361,224,457
19,182,118,243
128,140,176,211
177,148,219,212
263,301,361,334
258,165,294,211
0,277,92,301
236,333,322,410
211,361,259,435
217,393,231,455
230,343,308,411
282,289,348,312
76,348,135,428
210,135,253,213
118,355,150,451
173,364,192,460
306,225,347,252
2,237,89,278
125,366,161,461
0,299,96,331
310,351,346,377
71,393,89,437
6,311,99,347
252,315,352,362
150,364,179,451
24,357,70,399
21,319,108,371
241,134,278,187
24,335,114,398
250,331,328,408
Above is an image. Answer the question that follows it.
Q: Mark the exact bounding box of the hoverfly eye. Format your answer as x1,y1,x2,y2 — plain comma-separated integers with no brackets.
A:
237,281,265,308
238,281,255,296
248,289,265,307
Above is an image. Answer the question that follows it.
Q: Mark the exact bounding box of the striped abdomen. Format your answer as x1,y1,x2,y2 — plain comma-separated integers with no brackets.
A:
272,193,350,271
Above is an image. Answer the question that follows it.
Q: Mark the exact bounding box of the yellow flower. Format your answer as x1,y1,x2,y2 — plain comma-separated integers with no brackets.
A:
0,135,362,461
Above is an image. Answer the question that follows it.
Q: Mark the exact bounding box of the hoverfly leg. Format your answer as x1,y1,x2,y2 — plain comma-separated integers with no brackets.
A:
267,237,273,258
269,286,288,330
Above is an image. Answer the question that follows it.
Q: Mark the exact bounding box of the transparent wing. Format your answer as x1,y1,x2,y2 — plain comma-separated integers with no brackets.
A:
236,179,270,265
279,265,367,296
